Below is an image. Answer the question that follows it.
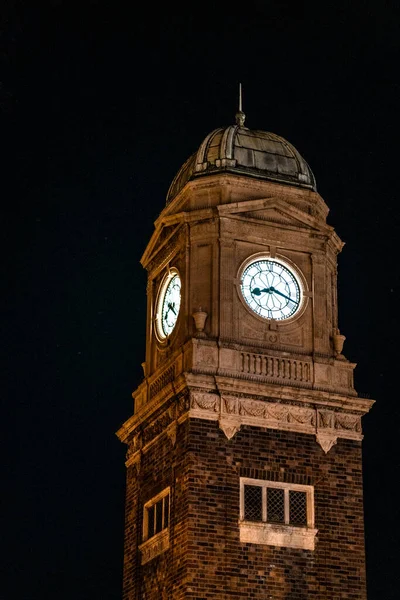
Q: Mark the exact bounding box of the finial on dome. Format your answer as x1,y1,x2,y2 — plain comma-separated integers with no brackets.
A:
235,82,246,127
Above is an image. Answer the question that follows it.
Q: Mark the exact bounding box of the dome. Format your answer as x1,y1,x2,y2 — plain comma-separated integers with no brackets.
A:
167,121,316,204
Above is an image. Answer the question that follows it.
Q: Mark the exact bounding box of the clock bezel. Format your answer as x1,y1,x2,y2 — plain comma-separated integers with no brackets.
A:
237,253,308,323
155,267,182,342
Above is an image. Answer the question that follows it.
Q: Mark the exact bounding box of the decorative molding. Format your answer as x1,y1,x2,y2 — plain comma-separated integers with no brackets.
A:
316,432,337,454
239,521,318,550
118,350,372,457
122,385,367,459
240,351,312,382
139,529,169,565
188,391,364,451
176,390,190,418
150,364,175,399
192,309,208,338
146,242,178,277
191,392,219,412
166,421,177,446
142,406,176,451
219,416,241,440
125,448,141,471
317,409,362,433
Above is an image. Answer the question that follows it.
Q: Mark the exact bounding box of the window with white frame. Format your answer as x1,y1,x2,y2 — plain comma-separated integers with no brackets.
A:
239,478,317,550
142,487,170,542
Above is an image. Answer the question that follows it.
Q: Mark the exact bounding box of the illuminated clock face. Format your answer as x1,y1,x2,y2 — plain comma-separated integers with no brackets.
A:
156,271,181,338
240,259,301,321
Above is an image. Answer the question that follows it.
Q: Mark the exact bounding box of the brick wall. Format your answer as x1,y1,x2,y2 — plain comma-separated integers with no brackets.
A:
122,417,367,599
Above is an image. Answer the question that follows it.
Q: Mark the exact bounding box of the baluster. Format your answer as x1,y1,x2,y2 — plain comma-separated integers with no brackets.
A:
262,356,267,376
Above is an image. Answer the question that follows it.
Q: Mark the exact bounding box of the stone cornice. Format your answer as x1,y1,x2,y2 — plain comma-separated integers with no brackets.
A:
117,340,374,457
118,374,373,462
161,173,328,220
217,196,332,236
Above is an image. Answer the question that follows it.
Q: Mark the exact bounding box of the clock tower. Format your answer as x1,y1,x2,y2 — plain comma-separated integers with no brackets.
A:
117,110,374,599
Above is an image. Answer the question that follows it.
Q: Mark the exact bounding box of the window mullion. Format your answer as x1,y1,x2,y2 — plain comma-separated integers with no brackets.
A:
284,488,289,525
262,485,267,522
143,508,148,541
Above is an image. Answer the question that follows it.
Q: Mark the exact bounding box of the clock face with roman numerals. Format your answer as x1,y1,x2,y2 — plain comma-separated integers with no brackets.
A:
156,271,181,339
240,259,301,321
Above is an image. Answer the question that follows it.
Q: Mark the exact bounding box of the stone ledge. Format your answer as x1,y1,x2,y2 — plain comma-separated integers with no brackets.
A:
239,521,318,550
139,529,169,565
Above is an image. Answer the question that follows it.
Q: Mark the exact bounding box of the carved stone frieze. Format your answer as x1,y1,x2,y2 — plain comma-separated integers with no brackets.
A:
317,410,334,429
143,406,175,446
317,409,362,434
166,422,177,446
191,391,219,412
125,447,141,471
222,395,238,414
186,391,364,452
334,412,361,432
118,354,371,458
126,432,142,455
176,390,190,417
288,406,316,425
149,364,175,399
239,398,270,418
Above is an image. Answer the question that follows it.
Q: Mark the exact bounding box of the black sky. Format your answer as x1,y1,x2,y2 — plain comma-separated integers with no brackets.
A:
3,1,400,599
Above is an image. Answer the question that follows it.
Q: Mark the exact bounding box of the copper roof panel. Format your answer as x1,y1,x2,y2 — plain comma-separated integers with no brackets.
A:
236,132,292,156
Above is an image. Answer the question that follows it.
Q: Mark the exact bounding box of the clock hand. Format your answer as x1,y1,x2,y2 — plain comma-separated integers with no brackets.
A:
250,287,271,296
270,287,297,304
168,301,177,315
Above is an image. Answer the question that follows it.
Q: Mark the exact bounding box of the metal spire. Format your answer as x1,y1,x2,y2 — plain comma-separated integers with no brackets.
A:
235,82,246,127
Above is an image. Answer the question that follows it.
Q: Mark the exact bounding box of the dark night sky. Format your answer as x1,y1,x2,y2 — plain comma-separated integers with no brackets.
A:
3,1,400,599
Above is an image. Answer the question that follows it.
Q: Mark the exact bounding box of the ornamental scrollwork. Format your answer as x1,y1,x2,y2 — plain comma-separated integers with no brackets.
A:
143,406,175,445
222,396,238,415
239,398,270,419
176,391,190,417
317,410,335,429
287,407,315,426
334,413,361,432
191,392,219,412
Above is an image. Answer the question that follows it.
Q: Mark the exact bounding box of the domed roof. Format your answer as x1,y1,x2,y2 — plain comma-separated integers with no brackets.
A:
167,118,316,204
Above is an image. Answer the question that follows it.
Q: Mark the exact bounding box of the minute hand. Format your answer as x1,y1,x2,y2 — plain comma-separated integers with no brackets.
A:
270,287,297,304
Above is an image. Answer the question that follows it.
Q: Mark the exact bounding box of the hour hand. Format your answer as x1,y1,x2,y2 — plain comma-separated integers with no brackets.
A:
250,287,270,296
168,301,177,315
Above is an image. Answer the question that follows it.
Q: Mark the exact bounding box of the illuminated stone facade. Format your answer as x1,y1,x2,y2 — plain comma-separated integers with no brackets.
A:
117,124,373,599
